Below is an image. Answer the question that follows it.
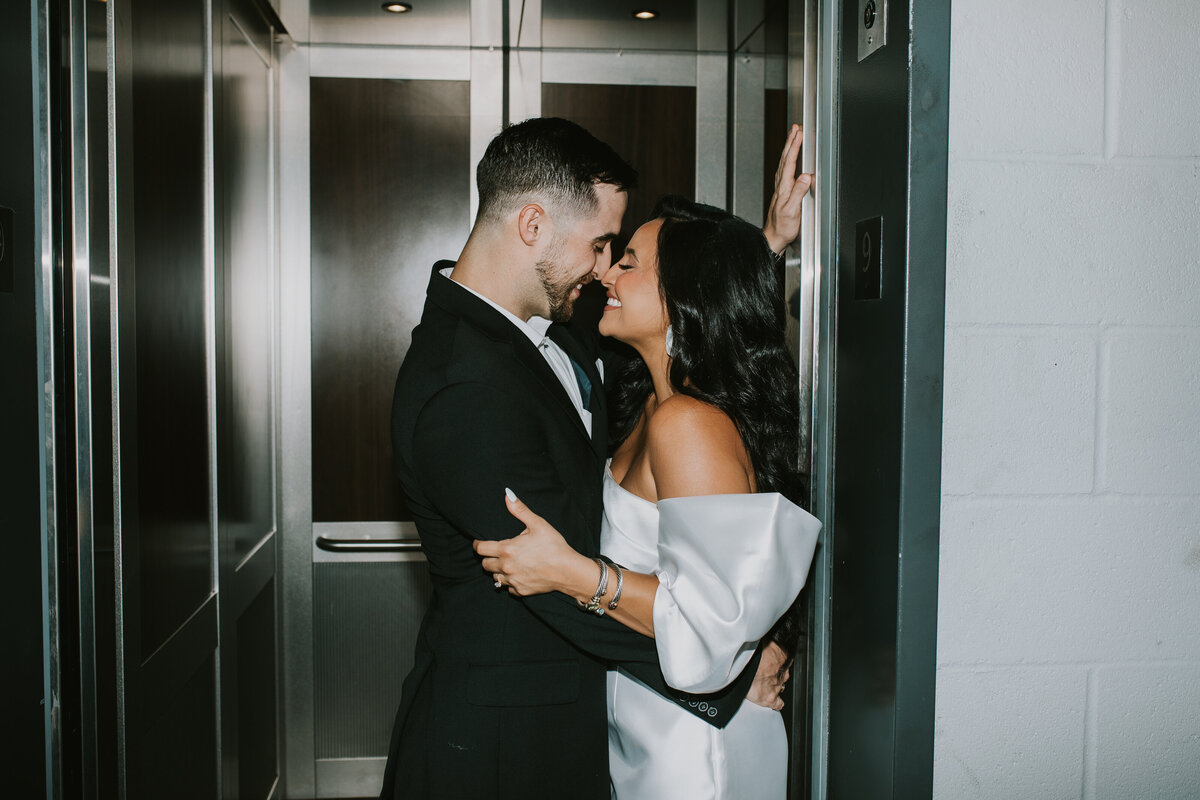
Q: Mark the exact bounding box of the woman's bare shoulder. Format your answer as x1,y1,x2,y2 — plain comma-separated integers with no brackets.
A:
645,394,734,437
645,395,751,497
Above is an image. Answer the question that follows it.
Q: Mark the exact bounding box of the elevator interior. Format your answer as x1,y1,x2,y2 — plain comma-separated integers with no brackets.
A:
282,2,821,796
9,0,948,797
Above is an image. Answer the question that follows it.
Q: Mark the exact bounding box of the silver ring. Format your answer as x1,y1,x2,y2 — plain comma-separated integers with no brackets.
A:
493,579,503,589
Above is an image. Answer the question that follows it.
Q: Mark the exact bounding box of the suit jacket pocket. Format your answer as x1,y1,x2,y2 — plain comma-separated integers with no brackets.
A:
466,659,580,707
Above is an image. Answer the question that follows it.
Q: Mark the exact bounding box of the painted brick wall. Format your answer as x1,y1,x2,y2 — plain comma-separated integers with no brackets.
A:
934,1,1200,797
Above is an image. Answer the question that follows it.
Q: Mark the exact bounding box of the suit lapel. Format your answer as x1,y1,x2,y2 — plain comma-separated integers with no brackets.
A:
427,266,595,452
508,334,593,445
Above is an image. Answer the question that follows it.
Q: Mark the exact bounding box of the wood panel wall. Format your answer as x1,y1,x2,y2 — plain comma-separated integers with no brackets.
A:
310,78,471,522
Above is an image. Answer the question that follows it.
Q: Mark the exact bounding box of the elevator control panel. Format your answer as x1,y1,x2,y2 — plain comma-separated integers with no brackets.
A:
855,216,883,301
858,0,888,62
0,207,13,293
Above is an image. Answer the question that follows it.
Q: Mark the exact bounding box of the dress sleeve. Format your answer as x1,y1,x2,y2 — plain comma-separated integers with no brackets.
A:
651,494,821,693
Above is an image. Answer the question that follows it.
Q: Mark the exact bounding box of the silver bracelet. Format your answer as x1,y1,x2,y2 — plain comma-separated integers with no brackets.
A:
604,558,624,611
580,557,609,615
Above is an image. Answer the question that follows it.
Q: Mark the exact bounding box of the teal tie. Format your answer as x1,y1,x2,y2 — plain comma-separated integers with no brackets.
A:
569,359,592,411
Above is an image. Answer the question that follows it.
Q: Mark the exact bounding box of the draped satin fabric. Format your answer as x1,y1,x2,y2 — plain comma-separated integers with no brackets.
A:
600,465,822,799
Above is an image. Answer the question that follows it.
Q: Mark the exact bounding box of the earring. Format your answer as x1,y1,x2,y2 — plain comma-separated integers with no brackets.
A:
665,325,676,357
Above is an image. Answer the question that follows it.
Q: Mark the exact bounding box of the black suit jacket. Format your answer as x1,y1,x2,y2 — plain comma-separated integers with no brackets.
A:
380,264,761,800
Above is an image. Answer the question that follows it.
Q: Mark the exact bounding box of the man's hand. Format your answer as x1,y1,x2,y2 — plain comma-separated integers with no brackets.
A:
746,641,792,711
762,123,814,255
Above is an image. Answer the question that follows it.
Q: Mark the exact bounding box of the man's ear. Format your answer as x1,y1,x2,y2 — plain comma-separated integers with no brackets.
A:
517,203,544,247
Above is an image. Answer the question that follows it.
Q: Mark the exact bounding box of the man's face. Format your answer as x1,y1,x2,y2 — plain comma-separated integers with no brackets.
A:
535,183,627,323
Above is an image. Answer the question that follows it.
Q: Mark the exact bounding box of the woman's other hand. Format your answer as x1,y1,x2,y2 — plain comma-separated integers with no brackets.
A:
473,489,593,597
762,123,814,256
746,641,792,711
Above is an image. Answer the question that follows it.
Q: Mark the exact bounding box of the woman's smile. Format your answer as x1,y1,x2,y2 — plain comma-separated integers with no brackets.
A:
598,218,667,345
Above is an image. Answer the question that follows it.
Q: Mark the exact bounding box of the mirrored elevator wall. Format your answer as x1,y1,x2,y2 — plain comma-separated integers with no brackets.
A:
35,0,286,797
275,1,807,797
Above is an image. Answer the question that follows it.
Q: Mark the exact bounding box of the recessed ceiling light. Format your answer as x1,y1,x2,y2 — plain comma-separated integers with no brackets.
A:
632,9,659,20
382,2,412,12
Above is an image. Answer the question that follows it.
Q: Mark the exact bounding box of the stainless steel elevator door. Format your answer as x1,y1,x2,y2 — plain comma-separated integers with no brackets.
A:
2,0,51,795
116,0,219,795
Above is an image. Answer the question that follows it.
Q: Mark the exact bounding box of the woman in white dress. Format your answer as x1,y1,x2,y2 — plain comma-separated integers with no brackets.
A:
476,139,821,799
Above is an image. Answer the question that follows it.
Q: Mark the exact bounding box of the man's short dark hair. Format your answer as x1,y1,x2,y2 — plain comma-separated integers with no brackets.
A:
475,117,638,227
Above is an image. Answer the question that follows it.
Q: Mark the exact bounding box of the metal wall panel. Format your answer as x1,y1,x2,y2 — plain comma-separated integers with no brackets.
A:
540,50,699,87
312,563,432,760
84,2,120,795
216,1,281,798
218,0,276,570
277,39,317,797
731,54,766,222
134,653,221,799
309,46,471,81
238,579,279,800
890,0,948,793
112,0,223,792
127,0,214,658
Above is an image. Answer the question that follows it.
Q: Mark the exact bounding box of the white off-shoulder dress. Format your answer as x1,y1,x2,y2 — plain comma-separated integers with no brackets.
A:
600,464,822,799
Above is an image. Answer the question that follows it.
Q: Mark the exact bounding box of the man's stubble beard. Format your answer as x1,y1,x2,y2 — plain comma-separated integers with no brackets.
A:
534,236,579,324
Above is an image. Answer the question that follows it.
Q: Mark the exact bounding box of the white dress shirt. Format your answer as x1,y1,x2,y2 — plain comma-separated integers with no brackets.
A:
442,268,592,436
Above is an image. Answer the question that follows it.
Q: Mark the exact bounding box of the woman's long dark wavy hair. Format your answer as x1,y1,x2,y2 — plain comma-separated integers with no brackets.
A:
608,196,810,656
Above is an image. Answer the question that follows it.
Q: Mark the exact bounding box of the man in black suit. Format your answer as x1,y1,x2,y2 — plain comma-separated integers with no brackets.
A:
380,118,764,800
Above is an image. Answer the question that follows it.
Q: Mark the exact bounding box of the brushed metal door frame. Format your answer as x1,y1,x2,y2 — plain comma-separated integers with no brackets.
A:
277,33,316,798
217,2,282,798
59,0,128,794
819,0,948,794
31,0,63,793
790,0,841,797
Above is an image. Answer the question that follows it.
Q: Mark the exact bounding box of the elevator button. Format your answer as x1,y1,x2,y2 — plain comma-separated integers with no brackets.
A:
858,0,887,62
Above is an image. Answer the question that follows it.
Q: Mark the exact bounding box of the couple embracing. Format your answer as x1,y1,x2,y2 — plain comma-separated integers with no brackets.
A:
380,117,821,800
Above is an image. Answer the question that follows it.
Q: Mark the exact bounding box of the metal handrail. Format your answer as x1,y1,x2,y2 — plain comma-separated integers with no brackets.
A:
314,536,423,553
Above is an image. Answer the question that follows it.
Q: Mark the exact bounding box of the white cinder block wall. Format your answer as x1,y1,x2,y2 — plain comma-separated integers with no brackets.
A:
934,1,1200,797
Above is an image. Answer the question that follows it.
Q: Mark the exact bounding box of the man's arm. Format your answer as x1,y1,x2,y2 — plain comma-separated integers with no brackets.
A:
413,379,767,726
412,379,661,664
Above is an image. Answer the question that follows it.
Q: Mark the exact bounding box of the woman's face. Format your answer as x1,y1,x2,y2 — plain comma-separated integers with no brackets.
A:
598,218,670,350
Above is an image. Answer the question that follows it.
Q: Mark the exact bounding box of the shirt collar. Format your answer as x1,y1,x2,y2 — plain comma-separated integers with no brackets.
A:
440,267,551,348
